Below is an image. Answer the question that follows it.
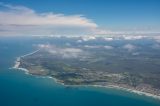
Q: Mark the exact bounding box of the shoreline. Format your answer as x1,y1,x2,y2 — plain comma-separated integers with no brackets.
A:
12,49,40,69
92,85,160,100
13,66,160,100
12,51,160,101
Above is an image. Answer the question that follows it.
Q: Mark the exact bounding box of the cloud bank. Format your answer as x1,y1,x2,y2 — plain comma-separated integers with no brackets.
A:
0,2,98,36
38,44,88,59
0,2,159,37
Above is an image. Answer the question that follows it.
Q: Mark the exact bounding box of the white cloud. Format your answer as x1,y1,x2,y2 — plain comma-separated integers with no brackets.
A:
77,39,83,43
152,36,160,43
84,45,114,49
104,37,113,41
122,35,147,40
81,36,96,41
123,44,136,52
38,44,87,59
84,45,101,48
0,2,159,37
104,45,114,49
37,44,52,48
0,2,98,36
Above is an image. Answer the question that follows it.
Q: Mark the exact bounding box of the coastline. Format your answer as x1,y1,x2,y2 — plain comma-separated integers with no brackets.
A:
12,57,29,74
12,49,40,73
12,51,160,101
91,85,160,100
12,49,40,69
14,67,160,100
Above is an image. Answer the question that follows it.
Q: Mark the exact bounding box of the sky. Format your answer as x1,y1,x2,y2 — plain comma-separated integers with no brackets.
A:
0,0,160,36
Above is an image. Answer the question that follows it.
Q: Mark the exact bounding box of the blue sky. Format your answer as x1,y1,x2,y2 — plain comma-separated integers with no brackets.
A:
0,0,160,36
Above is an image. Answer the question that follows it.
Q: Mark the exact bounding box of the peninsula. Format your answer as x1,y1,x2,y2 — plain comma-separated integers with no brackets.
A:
15,44,160,98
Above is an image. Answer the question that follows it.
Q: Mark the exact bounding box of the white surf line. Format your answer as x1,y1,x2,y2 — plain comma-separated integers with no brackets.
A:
12,57,20,68
90,85,160,100
12,49,40,69
20,49,40,58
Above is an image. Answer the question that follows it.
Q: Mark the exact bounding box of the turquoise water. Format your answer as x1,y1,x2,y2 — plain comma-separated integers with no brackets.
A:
0,37,160,106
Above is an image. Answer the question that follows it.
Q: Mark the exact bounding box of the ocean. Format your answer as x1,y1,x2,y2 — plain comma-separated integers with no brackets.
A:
0,36,160,106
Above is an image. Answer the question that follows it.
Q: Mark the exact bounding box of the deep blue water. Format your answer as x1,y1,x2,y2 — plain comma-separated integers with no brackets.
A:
0,37,160,106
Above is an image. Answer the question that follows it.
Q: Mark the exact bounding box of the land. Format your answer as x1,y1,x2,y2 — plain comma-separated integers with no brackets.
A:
14,37,160,98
